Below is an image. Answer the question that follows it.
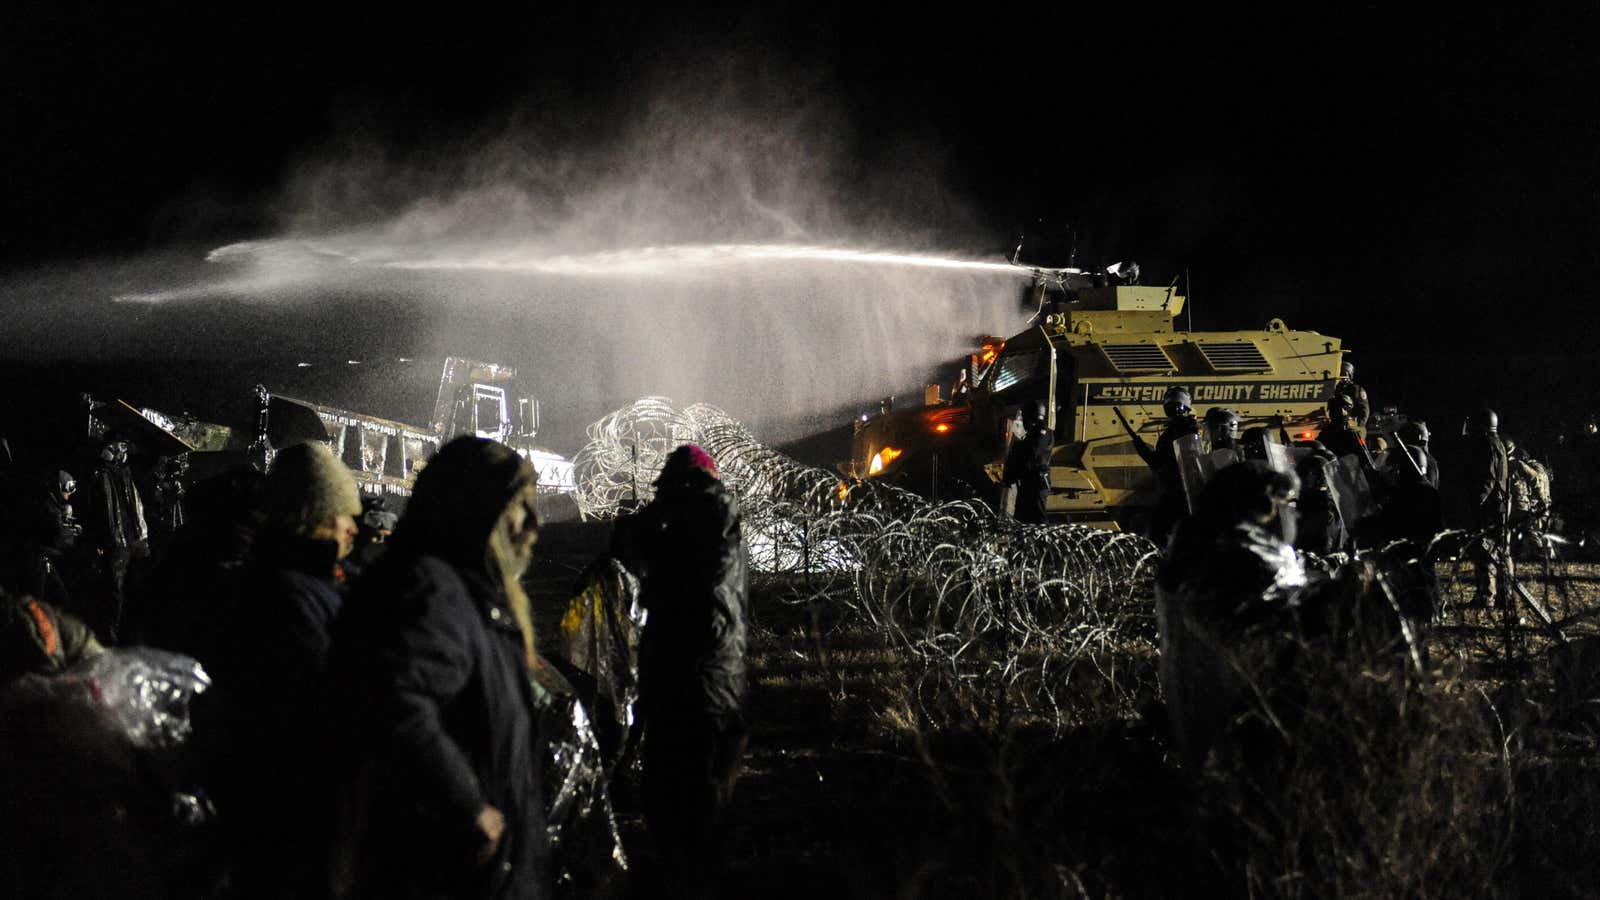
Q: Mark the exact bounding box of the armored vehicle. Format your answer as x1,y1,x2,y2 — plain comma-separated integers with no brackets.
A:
850,274,1345,529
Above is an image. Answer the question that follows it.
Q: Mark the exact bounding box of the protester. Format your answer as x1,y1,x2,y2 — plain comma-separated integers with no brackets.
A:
5,469,82,610
329,436,549,900
1157,463,1305,767
0,588,104,682
78,433,151,642
207,441,361,899
137,465,264,661
342,494,399,580
617,443,750,899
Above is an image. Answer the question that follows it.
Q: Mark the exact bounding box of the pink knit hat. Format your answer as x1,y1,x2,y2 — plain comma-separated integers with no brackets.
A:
656,443,719,483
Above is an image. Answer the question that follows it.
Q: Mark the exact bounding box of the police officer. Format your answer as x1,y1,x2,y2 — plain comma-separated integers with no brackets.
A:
1461,408,1510,604
1131,387,1202,542
1398,420,1440,489
1317,395,1367,461
1003,400,1053,524
1335,361,1371,427
1203,407,1241,452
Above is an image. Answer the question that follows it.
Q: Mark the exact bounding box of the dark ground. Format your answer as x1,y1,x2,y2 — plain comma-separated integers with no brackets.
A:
528,518,1600,899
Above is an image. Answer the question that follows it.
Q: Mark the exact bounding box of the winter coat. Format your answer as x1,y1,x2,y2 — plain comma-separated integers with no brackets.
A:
207,535,347,898
1157,519,1309,767
630,476,749,721
0,594,103,681
330,551,549,900
83,462,147,552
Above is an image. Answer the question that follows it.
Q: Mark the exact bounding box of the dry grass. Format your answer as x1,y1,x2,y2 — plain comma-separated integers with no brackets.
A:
713,561,1600,900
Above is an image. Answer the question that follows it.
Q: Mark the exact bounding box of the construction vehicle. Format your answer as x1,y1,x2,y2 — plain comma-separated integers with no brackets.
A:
261,357,576,498
849,268,1345,529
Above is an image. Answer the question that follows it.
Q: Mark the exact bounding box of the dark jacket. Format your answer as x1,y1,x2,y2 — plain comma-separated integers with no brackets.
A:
1364,477,1443,549
1295,445,1348,555
1003,424,1054,524
1335,381,1371,427
1459,433,1509,524
331,551,548,900
1316,422,1366,462
208,536,347,898
83,461,147,552
1148,415,1200,492
630,476,749,721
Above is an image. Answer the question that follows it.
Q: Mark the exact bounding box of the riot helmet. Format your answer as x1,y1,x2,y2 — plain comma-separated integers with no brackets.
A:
1406,444,1429,478
1023,399,1048,428
56,470,76,498
1162,387,1192,419
1340,361,1355,380
1204,407,1241,449
1464,408,1499,436
1327,394,1353,424
1238,426,1272,461
1398,419,1431,448
1392,443,1431,483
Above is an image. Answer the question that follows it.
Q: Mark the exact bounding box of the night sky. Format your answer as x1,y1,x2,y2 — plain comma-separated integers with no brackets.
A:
2,3,1595,443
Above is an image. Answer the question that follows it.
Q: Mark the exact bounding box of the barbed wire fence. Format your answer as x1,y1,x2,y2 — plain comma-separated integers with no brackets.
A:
573,398,1163,729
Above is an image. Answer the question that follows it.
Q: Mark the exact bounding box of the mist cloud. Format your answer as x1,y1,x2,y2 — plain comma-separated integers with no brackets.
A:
4,55,1035,446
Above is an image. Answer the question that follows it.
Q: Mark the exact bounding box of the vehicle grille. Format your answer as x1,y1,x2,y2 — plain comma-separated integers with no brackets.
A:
1098,343,1174,374
1196,341,1271,373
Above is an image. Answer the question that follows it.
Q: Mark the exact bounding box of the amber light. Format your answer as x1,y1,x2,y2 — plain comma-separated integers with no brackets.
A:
934,423,951,433
868,445,904,475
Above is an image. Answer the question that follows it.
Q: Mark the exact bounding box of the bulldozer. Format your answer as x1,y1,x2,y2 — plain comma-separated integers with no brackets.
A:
849,269,1345,529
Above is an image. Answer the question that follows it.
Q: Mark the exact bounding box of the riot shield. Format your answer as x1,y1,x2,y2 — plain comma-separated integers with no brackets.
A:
1332,454,1379,524
1175,433,1208,514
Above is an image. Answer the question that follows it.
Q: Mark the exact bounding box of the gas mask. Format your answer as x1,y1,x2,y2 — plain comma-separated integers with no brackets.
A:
100,441,129,465
1163,389,1193,420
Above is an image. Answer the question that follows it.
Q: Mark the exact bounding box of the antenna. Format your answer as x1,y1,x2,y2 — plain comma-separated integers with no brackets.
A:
1185,267,1193,332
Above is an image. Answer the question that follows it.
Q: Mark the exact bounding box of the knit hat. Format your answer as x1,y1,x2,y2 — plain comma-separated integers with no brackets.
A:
655,443,719,485
264,441,362,536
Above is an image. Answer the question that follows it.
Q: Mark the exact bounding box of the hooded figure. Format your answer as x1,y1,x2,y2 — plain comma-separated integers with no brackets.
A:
1157,463,1307,767
210,440,362,899
1002,400,1053,524
9,470,82,610
329,437,547,900
621,443,749,898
